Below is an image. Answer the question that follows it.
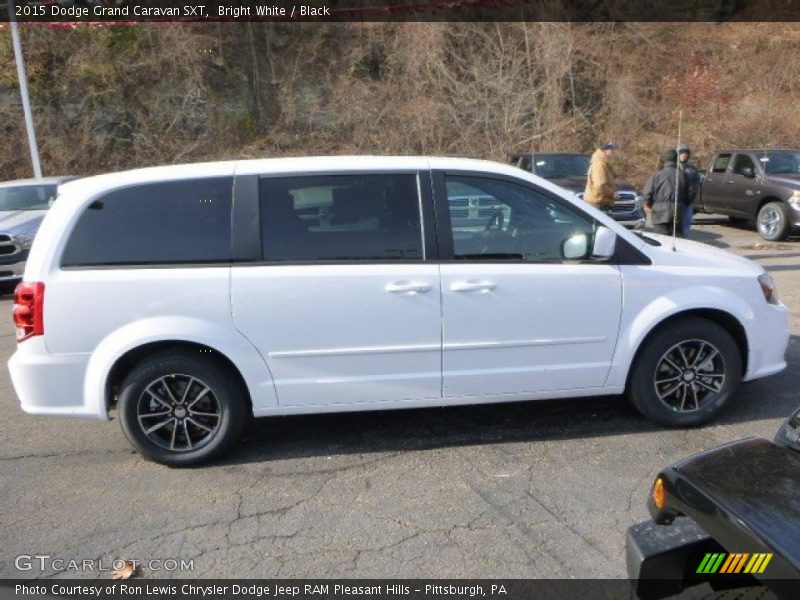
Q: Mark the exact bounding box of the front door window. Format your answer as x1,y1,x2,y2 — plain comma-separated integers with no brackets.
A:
445,175,596,263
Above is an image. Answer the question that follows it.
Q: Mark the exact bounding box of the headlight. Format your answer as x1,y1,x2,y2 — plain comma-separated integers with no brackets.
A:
635,195,644,209
758,272,778,304
11,233,35,251
789,190,800,207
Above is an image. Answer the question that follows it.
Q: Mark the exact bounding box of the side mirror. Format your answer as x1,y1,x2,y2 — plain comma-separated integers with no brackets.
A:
592,226,617,260
741,166,756,178
562,233,589,260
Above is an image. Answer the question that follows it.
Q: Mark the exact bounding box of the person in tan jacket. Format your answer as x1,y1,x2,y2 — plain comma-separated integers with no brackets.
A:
584,142,619,210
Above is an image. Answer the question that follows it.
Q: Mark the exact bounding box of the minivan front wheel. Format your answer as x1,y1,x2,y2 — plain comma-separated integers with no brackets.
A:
118,351,248,466
627,318,742,427
756,201,789,241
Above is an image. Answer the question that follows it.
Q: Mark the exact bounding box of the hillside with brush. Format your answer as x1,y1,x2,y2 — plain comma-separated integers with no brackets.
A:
2,22,799,186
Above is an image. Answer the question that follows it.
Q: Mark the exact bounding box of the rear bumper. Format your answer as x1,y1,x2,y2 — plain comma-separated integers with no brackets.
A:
8,337,102,419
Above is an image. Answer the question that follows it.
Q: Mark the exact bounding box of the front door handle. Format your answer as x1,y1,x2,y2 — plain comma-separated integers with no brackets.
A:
450,280,496,293
385,281,431,294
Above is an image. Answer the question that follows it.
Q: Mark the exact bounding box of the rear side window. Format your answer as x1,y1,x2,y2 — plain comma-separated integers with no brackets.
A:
711,154,731,173
61,178,233,267
259,173,423,262
512,156,533,172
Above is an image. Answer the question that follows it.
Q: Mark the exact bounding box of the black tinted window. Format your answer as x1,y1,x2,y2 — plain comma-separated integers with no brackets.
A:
732,154,755,175
62,178,233,266
259,174,422,262
533,155,590,179
759,151,800,175
712,154,731,173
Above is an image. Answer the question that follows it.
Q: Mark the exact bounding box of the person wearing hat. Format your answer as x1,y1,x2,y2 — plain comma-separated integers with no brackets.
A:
584,142,619,211
641,148,687,237
677,144,701,237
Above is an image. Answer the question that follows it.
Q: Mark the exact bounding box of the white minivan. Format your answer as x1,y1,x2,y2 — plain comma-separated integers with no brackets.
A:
8,157,789,465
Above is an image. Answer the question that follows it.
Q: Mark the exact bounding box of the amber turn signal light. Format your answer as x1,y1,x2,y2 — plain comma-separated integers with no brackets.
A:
652,476,667,510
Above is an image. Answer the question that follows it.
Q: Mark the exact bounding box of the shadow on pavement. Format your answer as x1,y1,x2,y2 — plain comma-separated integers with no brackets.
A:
221,335,800,467
761,264,800,273
742,252,800,260
689,227,728,248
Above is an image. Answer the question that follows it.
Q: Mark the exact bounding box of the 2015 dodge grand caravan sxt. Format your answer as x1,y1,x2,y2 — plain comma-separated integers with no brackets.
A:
8,157,790,466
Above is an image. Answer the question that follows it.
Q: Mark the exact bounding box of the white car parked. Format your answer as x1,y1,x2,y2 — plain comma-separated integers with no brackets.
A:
8,157,789,465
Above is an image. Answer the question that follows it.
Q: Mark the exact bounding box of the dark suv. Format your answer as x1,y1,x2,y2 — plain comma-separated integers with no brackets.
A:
510,153,644,228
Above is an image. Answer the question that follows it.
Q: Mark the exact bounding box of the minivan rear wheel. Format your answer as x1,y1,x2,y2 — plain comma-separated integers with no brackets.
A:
627,318,742,427
118,351,248,466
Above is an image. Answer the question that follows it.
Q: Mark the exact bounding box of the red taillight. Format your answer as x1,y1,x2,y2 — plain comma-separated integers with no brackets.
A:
13,281,44,343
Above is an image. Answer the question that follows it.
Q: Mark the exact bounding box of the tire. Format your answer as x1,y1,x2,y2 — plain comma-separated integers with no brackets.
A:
118,350,249,466
756,201,789,241
627,318,742,427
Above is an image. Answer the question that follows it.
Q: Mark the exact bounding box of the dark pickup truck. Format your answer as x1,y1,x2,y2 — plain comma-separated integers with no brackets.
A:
697,149,800,241
510,152,645,228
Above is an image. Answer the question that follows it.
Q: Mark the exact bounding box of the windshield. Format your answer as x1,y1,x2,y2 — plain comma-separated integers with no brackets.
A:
533,155,590,179
0,184,58,211
757,151,800,176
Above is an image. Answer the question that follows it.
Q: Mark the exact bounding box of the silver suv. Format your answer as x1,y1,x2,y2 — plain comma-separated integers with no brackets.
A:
0,177,79,285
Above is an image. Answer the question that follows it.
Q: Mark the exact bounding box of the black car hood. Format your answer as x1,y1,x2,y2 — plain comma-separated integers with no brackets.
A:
674,438,800,570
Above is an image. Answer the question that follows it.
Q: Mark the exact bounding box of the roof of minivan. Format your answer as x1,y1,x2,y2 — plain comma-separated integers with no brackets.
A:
57,156,544,197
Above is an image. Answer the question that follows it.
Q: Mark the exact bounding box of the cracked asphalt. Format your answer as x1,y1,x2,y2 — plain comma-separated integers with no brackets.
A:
1,216,798,580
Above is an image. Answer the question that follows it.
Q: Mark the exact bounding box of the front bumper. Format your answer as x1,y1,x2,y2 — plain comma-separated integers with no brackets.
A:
0,248,28,281
787,200,800,230
8,337,100,418
744,301,790,381
610,207,645,228
627,517,724,600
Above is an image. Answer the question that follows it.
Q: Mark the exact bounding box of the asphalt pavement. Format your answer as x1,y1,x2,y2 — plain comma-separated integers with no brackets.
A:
1,216,798,579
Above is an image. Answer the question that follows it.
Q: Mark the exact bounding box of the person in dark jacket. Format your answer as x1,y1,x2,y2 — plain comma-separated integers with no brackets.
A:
677,144,701,237
642,148,687,237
